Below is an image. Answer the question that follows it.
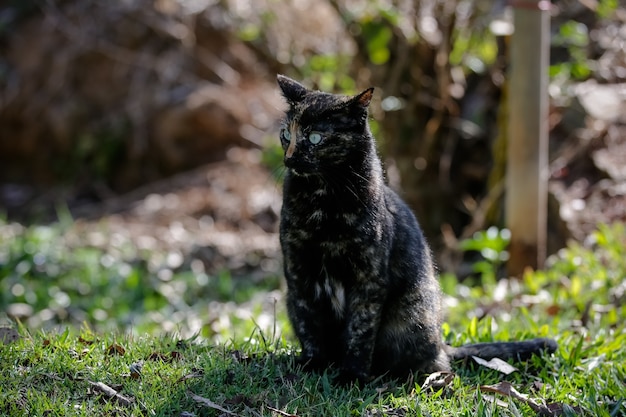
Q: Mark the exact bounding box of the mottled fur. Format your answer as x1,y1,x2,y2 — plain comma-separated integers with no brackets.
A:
276,75,556,383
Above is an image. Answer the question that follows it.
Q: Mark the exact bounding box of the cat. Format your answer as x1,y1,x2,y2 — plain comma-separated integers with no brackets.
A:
276,74,557,384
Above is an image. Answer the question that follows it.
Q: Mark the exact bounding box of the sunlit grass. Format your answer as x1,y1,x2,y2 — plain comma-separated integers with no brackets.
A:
0,218,286,341
1,222,625,416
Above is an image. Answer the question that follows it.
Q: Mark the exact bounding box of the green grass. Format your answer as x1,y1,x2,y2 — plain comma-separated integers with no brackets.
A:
0,218,286,341
1,222,625,416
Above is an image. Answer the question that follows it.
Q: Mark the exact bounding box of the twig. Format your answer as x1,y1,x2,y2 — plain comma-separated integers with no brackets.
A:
88,380,134,407
188,391,242,416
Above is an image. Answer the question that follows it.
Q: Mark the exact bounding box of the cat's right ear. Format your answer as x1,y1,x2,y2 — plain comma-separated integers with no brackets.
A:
277,75,308,104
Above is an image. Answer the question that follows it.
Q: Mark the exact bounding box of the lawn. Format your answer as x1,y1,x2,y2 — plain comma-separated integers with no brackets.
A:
1,222,625,416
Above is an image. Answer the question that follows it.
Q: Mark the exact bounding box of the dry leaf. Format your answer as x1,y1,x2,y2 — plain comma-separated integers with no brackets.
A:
472,356,518,375
188,391,241,416
420,371,455,392
78,336,95,345
106,343,126,356
88,380,134,406
129,361,143,379
481,393,510,408
546,304,560,316
480,381,554,415
531,381,546,392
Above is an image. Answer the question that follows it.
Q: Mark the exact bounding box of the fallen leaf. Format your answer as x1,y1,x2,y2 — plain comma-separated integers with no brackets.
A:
129,361,143,379
480,381,553,415
481,393,509,408
78,336,95,345
0,327,20,345
420,371,455,392
546,304,560,316
106,343,125,356
472,356,518,375
188,391,241,416
531,381,545,392
88,380,133,406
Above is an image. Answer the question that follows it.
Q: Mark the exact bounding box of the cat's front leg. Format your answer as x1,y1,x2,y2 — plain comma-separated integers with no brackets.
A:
286,288,332,372
338,288,386,384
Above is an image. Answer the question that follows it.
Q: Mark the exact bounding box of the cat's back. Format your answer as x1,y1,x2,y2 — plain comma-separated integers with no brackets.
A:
383,185,433,268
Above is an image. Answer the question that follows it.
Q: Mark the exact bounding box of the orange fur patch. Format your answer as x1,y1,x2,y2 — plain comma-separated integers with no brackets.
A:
285,122,298,158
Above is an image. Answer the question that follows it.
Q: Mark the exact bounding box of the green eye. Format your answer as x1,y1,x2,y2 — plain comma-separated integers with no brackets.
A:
308,132,322,144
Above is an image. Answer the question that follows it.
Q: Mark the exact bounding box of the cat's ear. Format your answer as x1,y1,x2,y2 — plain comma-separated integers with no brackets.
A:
277,74,308,104
350,87,374,108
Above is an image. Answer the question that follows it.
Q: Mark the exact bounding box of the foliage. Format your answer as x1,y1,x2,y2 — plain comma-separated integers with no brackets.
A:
447,223,625,334
449,25,497,74
550,21,592,81
596,0,619,19
460,226,511,284
295,54,356,93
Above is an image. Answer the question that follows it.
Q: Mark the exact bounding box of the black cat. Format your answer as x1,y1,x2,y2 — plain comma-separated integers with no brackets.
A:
276,74,556,384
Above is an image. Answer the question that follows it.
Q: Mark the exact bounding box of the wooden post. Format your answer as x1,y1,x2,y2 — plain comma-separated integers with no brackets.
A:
505,0,550,275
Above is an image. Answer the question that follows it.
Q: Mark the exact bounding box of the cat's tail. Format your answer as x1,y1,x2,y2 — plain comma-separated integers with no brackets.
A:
445,337,557,362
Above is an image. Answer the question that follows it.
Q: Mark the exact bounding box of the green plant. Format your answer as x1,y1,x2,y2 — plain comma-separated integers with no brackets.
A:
550,20,592,81
460,226,511,284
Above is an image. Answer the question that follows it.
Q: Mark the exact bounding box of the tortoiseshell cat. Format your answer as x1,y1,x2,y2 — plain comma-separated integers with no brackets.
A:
276,75,556,384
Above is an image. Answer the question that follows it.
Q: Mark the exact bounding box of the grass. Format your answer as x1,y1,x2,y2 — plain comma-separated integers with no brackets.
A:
0,218,287,341
1,222,625,416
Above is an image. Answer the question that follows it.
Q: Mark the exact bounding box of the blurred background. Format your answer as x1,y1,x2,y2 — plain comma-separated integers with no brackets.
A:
0,0,624,340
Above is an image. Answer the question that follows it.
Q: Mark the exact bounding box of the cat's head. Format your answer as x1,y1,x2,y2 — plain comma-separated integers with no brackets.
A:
276,75,374,176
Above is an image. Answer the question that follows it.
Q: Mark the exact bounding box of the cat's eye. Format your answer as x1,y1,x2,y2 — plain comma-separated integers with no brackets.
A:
280,128,291,142
308,132,322,145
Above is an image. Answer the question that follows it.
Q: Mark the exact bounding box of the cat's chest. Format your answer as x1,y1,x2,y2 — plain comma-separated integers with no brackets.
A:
283,184,372,229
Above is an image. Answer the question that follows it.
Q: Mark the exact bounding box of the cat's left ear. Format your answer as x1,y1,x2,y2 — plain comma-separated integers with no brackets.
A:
277,74,308,104
350,87,374,108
